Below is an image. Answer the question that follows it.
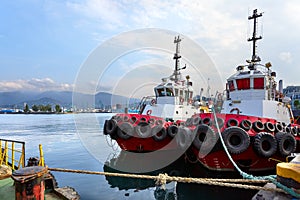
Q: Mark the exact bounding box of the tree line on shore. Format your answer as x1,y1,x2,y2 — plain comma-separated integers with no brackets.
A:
24,104,62,113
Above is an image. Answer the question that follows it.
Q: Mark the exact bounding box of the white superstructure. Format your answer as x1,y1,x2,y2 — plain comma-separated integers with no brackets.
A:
221,9,293,124
140,36,206,121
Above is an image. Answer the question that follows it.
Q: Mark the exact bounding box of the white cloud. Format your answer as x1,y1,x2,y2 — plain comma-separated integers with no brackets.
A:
279,52,292,63
0,78,73,92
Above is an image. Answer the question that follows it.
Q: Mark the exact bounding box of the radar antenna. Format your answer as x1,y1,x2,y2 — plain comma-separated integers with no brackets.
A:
248,9,263,63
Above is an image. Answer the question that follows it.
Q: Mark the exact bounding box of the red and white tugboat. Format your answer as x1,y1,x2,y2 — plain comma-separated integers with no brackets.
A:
104,36,209,152
186,9,300,176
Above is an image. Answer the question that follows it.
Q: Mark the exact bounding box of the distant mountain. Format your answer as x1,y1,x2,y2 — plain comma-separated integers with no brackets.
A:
0,90,138,110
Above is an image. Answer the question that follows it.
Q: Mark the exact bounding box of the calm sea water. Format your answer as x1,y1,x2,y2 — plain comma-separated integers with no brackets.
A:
0,114,257,200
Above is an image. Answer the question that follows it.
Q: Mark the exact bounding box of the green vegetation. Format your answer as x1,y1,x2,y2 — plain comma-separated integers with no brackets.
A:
31,104,52,112
55,104,62,113
24,104,29,113
294,99,300,109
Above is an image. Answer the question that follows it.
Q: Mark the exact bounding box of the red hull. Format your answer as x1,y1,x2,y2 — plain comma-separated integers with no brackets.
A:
187,113,300,172
104,112,299,173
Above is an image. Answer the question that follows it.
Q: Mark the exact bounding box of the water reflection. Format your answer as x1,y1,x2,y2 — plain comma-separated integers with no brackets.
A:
103,150,258,200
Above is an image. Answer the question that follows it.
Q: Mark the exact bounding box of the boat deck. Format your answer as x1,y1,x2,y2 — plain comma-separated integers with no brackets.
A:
0,177,64,200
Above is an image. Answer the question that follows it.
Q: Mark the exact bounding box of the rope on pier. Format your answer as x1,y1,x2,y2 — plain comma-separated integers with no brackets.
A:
48,167,288,194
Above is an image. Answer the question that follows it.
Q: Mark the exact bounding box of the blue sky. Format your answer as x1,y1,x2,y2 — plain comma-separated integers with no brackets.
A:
1,0,300,96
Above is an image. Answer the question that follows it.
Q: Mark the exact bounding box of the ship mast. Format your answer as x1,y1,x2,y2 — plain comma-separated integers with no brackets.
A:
248,9,263,64
173,36,182,81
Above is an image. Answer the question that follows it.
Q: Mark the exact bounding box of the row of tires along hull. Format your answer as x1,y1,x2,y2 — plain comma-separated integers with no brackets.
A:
103,114,299,158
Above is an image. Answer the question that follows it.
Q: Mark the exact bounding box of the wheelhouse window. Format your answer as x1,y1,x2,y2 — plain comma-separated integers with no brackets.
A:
156,88,165,96
166,87,174,96
253,77,264,89
228,80,235,91
236,78,250,90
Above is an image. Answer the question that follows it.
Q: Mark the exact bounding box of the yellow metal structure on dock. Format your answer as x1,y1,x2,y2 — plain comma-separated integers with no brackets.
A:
276,154,300,189
0,139,25,169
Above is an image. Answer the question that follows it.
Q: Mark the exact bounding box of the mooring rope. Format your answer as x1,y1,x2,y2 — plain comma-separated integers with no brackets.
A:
48,167,286,194
211,106,300,198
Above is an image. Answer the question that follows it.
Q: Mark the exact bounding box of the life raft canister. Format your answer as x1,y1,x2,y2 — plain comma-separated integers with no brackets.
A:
253,132,277,157
221,127,250,154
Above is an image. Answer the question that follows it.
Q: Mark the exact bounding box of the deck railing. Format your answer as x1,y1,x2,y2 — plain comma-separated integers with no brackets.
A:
0,139,25,169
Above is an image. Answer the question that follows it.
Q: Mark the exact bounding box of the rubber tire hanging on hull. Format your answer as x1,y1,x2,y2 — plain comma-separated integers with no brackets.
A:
226,118,239,127
264,122,275,132
253,132,277,157
221,127,250,154
239,119,252,131
117,122,133,140
192,124,217,153
135,122,152,138
152,125,167,141
275,123,284,133
104,119,117,136
275,132,297,157
176,127,192,149
185,118,193,127
167,125,178,138
253,121,264,132
202,117,212,126
192,117,201,126
213,117,225,129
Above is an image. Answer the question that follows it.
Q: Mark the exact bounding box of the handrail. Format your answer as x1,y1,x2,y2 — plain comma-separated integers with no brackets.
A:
0,139,25,169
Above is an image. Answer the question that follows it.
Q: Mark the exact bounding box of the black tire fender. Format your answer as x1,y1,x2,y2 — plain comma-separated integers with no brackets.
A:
239,119,252,131
185,117,193,127
135,122,152,138
104,119,117,135
202,117,212,126
167,125,178,138
275,132,297,157
227,118,239,127
152,125,167,141
117,122,133,140
176,127,192,149
252,120,264,132
275,122,284,133
192,117,201,126
213,117,225,129
291,127,298,137
192,124,217,152
221,127,250,154
264,122,275,132
253,132,277,157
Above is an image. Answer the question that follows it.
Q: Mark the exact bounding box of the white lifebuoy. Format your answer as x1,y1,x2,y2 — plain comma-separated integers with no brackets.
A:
146,110,152,115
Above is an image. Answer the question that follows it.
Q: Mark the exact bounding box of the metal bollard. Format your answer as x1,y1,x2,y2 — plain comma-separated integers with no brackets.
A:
11,166,48,200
